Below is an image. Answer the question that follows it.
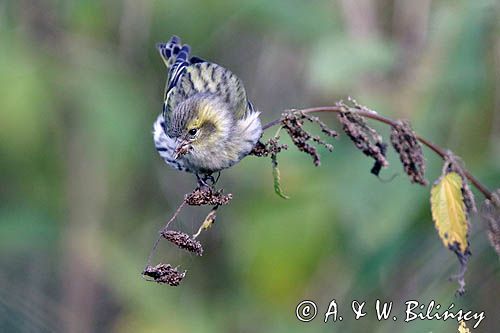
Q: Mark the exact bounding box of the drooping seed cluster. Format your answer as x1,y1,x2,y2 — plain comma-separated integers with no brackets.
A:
443,155,477,215
250,137,288,158
250,141,269,157
145,185,231,286
268,137,287,156
483,191,500,257
302,113,339,138
281,111,338,166
143,264,186,286
462,184,477,216
161,230,203,256
390,120,427,185
337,110,388,176
184,186,232,206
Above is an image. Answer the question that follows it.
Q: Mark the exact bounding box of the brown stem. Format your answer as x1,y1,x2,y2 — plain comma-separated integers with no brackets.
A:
262,106,493,200
147,200,187,265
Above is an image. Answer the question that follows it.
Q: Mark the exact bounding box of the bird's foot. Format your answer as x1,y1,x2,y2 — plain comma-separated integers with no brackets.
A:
196,173,217,189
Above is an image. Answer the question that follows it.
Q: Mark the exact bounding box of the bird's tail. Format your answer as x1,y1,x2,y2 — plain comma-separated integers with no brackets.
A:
157,36,207,99
156,36,189,68
157,36,206,67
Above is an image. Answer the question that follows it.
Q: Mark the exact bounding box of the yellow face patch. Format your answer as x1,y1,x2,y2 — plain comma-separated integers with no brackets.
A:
187,117,202,131
187,101,222,131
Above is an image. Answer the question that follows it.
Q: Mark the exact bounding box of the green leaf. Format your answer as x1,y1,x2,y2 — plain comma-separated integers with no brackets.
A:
271,154,289,199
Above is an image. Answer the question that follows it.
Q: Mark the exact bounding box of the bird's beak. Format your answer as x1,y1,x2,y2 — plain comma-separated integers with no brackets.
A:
173,139,192,160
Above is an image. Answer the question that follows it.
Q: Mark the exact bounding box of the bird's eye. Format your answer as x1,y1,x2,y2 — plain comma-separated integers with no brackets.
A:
188,128,198,136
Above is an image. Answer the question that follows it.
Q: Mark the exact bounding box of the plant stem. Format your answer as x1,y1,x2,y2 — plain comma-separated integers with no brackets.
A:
147,200,187,265
262,106,493,200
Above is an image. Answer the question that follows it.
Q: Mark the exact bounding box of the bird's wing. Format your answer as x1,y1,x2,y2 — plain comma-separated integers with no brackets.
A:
157,37,252,120
172,62,251,119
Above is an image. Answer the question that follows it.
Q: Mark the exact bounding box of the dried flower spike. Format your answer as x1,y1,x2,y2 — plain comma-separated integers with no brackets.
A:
337,110,388,175
281,111,337,166
444,154,477,215
301,113,339,139
161,230,203,256
250,138,288,158
268,137,288,155
250,141,269,157
390,120,427,185
482,190,500,257
143,263,186,286
185,186,232,206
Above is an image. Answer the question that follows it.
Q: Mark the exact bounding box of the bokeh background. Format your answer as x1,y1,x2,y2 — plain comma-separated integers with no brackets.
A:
1,0,499,332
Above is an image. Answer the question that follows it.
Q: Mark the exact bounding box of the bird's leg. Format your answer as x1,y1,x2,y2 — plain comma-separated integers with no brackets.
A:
196,173,206,188
196,173,213,189
205,174,216,184
214,172,221,184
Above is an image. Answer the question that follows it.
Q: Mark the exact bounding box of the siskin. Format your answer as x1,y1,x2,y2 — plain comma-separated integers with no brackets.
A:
153,36,262,185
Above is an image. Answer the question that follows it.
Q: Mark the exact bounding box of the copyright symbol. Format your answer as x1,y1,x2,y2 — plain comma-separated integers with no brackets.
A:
295,300,317,322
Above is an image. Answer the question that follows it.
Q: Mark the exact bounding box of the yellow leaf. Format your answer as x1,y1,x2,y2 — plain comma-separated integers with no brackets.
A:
201,209,216,230
458,320,470,333
193,209,217,239
431,172,469,254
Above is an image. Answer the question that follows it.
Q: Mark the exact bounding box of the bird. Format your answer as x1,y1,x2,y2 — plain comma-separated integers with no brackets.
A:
153,36,262,186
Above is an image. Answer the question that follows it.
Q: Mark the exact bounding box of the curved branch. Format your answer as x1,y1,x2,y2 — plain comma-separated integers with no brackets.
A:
262,106,493,200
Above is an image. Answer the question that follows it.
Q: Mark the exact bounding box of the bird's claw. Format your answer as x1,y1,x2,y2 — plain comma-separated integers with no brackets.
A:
196,174,216,189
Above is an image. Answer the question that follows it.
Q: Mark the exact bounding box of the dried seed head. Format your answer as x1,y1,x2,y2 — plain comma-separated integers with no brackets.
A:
250,138,288,158
281,111,337,166
337,110,388,175
185,187,232,206
250,141,269,157
281,112,319,165
370,142,388,176
161,230,203,256
443,154,477,215
143,264,186,286
482,190,500,257
301,113,339,139
267,137,288,155
390,120,427,185
461,183,476,216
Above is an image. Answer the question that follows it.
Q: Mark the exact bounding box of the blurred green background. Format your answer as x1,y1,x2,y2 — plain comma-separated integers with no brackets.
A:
1,0,499,332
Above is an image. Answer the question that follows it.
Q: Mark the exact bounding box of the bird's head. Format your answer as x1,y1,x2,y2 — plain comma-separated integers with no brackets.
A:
164,94,233,159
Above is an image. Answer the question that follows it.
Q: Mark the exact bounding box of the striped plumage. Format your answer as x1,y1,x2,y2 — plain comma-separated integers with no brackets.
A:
153,36,262,176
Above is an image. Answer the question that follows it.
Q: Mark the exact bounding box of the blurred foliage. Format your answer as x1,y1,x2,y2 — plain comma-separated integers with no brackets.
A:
0,0,499,332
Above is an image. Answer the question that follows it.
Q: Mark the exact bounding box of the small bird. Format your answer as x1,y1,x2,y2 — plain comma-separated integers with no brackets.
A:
153,36,262,185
